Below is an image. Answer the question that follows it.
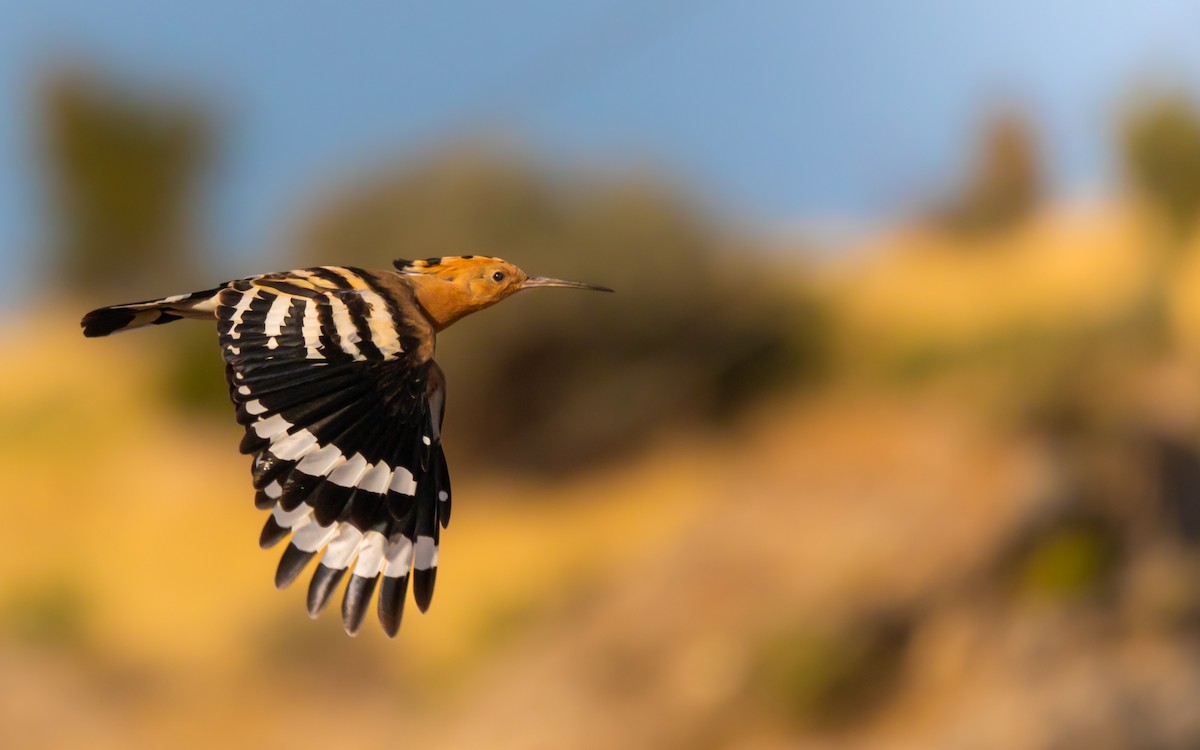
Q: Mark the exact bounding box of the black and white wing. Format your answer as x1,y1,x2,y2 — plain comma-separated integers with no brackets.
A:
218,266,451,637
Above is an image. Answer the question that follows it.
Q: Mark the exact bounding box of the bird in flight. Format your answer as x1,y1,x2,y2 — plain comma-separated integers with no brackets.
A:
81,256,612,637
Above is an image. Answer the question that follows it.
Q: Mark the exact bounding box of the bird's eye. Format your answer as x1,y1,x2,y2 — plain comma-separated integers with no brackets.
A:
492,271,505,282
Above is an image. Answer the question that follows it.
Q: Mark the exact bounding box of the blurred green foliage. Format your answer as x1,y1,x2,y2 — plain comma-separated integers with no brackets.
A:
2,579,90,650
1016,521,1120,600
1122,94,1200,237
161,324,230,414
754,615,910,728
291,150,831,471
40,68,211,295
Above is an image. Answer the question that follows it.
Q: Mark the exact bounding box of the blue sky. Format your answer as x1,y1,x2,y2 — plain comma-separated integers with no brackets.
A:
2,0,1200,290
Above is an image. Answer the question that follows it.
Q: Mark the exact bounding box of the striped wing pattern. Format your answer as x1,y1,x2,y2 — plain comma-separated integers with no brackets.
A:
218,266,450,637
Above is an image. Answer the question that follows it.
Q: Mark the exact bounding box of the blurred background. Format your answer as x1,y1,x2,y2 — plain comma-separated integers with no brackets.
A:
4,1,1200,748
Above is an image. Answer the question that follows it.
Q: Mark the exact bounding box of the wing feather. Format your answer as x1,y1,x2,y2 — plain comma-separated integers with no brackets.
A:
216,267,448,637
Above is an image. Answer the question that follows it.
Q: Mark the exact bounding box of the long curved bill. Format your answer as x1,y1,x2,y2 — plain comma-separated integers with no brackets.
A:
522,276,614,292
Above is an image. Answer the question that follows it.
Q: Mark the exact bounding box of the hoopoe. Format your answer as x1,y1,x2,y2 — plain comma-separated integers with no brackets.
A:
81,256,612,637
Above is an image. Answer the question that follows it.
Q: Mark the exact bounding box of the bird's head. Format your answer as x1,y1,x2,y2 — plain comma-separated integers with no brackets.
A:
394,256,612,329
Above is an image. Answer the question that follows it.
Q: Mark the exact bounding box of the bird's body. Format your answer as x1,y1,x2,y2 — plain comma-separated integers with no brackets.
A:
81,256,610,637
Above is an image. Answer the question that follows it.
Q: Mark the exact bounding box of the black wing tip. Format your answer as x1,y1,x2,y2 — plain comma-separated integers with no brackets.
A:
259,516,290,549
81,307,136,337
413,568,437,614
274,544,316,589
342,573,379,636
253,488,277,510
240,431,269,455
306,563,347,618
378,575,409,638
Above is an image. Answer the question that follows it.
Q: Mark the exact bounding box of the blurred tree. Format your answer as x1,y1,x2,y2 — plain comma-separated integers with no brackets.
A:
291,148,829,471
934,109,1043,236
39,67,213,295
1119,94,1200,349
1122,94,1200,237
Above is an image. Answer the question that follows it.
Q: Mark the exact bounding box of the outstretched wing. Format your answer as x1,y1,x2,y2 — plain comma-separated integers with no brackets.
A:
218,266,451,637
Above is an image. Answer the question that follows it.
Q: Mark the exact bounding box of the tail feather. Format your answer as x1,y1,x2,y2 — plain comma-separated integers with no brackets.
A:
81,287,224,337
